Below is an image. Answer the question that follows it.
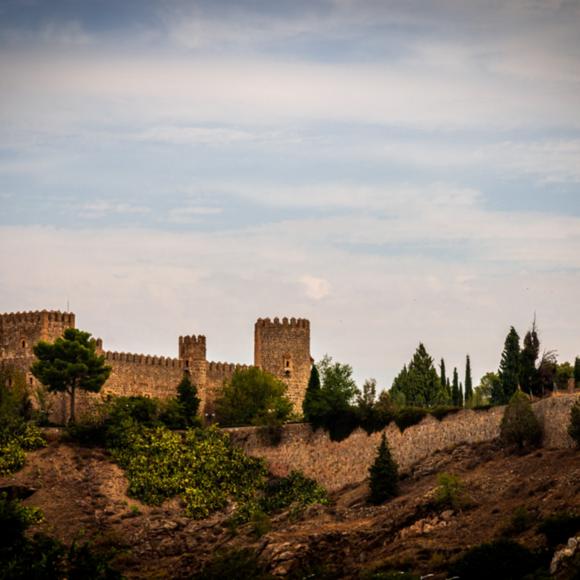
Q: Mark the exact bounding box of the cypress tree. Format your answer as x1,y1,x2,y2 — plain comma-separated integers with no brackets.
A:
459,382,464,408
302,364,322,424
497,327,521,405
452,367,460,406
368,433,398,504
520,321,540,396
574,357,580,388
464,355,473,406
440,359,447,396
177,373,201,424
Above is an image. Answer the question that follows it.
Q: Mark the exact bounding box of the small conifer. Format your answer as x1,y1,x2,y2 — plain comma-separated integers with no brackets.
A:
500,390,542,450
368,433,398,504
302,364,322,424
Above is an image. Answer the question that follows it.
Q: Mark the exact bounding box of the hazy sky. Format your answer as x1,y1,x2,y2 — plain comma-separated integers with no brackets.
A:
1,0,579,388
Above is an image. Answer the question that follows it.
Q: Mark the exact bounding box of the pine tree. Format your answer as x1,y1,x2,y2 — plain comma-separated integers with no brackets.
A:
452,367,460,406
520,320,540,396
464,355,473,406
440,359,447,396
368,433,398,504
496,327,521,405
302,364,322,424
574,357,580,388
177,373,200,424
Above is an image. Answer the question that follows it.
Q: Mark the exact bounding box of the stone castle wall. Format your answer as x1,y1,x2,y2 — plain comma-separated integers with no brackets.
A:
227,393,579,492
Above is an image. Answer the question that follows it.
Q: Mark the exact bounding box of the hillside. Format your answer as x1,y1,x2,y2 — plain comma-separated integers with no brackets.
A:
2,437,579,579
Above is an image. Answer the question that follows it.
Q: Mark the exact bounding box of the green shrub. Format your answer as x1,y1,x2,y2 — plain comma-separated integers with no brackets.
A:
260,471,328,513
449,539,548,580
568,399,580,446
538,512,580,547
501,506,535,536
192,548,275,580
500,390,542,450
368,433,398,505
430,406,461,421
434,472,467,510
0,442,26,476
393,407,427,432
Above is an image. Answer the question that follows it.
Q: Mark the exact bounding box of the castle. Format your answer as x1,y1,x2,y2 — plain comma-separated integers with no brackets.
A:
0,310,312,423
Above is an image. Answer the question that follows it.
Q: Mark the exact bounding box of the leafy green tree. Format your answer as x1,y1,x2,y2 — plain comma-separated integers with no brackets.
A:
473,372,497,406
177,373,200,423
215,367,292,427
500,390,542,450
390,344,446,407
356,378,380,433
464,355,473,406
31,329,111,424
368,433,398,504
496,327,520,405
555,362,574,391
536,350,556,396
575,357,580,387
451,367,460,406
519,321,540,396
317,355,358,409
302,364,321,423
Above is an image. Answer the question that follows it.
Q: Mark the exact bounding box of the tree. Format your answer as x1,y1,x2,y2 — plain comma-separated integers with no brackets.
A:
536,350,557,396
520,321,540,396
31,328,111,424
302,364,321,424
496,327,521,405
177,373,201,424
458,382,464,408
574,357,580,388
390,344,446,407
451,367,460,406
356,378,378,433
474,372,498,406
215,367,292,427
500,390,542,450
368,433,398,504
555,362,574,391
440,359,447,398
464,355,473,406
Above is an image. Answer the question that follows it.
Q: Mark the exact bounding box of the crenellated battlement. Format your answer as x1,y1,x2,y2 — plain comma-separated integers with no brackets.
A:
207,361,250,374
255,317,309,329
104,351,181,368
178,335,206,348
0,310,75,326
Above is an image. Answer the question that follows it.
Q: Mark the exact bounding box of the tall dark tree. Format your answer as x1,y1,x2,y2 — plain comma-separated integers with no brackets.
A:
31,328,111,423
520,320,540,396
464,355,473,406
496,327,521,405
177,373,200,424
440,359,447,397
459,382,464,408
368,433,398,504
302,364,321,423
451,367,460,406
575,357,580,388
390,344,446,407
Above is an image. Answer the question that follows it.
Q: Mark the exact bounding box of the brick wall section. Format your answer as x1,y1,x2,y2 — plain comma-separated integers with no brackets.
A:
226,394,579,492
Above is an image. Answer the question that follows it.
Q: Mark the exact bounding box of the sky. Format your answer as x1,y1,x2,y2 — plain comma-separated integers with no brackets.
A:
0,0,579,389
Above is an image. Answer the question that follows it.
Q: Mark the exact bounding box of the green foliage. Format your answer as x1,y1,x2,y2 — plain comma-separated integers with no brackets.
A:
393,407,427,431
430,406,461,421
176,373,201,425
555,362,574,391
569,399,580,446
434,472,466,510
474,371,497,406
31,328,112,423
260,471,329,513
439,358,447,399
520,321,540,396
0,494,122,580
368,433,398,504
110,423,268,519
302,364,321,423
449,539,548,580
390,344,447,408
538,512,580,547
464,355,473,406
500,390,542,450
451,367,460,407
501,506,536,537
192,548,275,580
575,357,580,387
215,367,292,428
496,326,521,404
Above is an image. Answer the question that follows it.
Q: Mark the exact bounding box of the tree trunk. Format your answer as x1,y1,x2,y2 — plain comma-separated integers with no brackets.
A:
69,386,76,424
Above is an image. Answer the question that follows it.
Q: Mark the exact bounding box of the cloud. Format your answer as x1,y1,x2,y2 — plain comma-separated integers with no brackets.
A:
166,206,223,224
79,201,151,219
300,275,331,300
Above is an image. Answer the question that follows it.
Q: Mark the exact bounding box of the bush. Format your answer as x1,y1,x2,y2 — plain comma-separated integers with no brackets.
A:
568,399,580,446
449,539,548,580
538,512,580,547
430,406,461,421
434,472,467,510
501,506,536,537
260,471,328,513
500,390,542,450
394,407,427,432
368,433,398,505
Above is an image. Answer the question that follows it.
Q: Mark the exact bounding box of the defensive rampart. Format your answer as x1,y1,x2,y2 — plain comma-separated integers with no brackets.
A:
226,393,579,492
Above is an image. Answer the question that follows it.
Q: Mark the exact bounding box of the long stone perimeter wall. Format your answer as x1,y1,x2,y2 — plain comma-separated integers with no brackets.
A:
227,393,579,492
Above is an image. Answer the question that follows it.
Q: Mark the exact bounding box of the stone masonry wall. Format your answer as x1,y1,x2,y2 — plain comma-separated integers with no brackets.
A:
227,393,579,492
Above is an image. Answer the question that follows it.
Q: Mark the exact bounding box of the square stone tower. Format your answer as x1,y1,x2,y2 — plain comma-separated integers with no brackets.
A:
254,317,312,412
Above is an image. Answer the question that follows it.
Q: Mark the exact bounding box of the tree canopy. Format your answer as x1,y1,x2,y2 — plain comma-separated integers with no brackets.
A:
31,328,111,423
495,327,521,405
215,367,292,427
389,343,447,408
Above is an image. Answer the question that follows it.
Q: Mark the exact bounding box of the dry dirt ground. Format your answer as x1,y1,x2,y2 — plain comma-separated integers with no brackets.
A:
1,439,579,578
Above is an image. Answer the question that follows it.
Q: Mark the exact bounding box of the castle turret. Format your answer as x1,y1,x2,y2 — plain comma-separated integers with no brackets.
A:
254,317,311,412
178,334,208,409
